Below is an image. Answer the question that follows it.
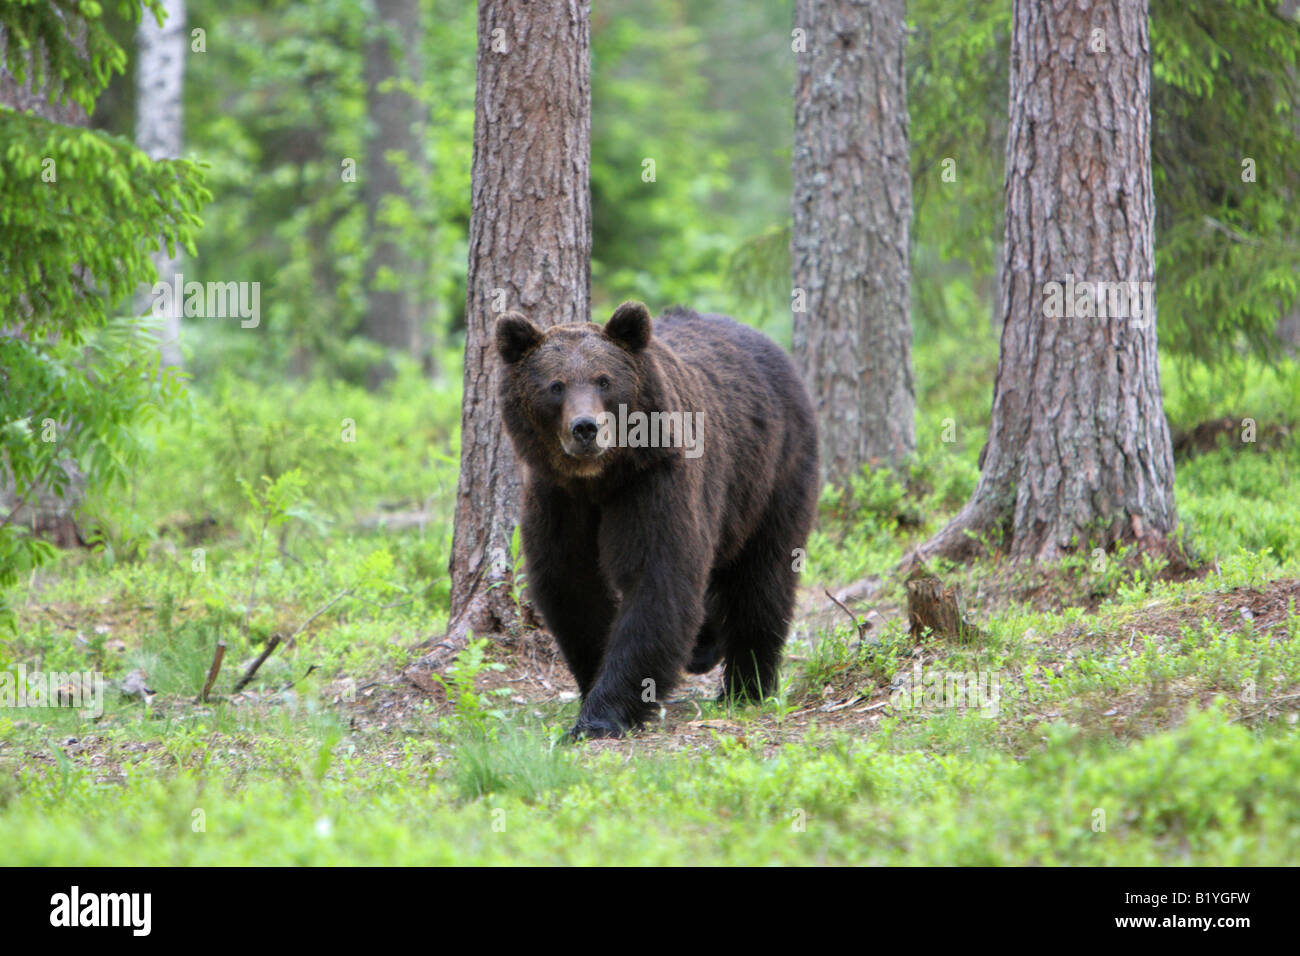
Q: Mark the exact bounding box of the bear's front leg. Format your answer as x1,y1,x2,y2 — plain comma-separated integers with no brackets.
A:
570,497,707,739
570,585,701,738
520,482,617,698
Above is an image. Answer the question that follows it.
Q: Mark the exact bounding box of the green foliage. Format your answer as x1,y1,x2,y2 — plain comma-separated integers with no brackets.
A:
722,223,793,342
2,703,1298,864
4,337,1298,863
432,637,508,733
0,0,207,627
176,0,803,368
590,0,790,316
1151,0,1300,361
1161,354,1300,563
168,0,472,377
1178,434,1300,562
0,114,206,337
808,408,981,586
85,358,461,554
451,720,584,802
181,0,361,373
0,1,162,115
908,0,1008,276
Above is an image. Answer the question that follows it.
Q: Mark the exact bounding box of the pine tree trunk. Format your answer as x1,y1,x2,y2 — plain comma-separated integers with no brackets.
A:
916,0,1177,564
361,0,427,386
792,0,914,483
433,0,592,659
134,0,186,370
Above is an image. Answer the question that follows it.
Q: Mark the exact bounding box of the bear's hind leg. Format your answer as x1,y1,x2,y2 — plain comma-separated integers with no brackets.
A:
716,500,809,704
717,569,793,703
686,589,725,674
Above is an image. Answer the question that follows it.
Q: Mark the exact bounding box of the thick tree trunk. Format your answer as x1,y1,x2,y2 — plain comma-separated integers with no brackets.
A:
361,0,427,385
434,0,591,658
915,0,1177,565
134,0,186,370
792,0,914,483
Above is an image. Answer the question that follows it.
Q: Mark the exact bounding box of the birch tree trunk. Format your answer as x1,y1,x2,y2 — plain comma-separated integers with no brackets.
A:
915,0,1177,564
432,0,592,658
792,0,914,484
134,0,186,370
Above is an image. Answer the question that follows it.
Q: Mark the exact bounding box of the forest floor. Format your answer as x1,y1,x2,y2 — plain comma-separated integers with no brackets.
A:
5,551,1299,866
347,573,1300,753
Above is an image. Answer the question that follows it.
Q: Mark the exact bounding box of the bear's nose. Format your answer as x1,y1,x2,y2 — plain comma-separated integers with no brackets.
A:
571,417,599,444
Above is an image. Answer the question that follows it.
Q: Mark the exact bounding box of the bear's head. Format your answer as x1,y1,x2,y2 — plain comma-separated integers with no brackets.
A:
496,301,658,481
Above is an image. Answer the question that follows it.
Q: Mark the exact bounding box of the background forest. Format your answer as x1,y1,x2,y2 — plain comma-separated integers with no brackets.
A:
2,0,1300,866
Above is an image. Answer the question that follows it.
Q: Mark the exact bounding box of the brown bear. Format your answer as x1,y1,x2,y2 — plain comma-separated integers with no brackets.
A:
496,301,818,739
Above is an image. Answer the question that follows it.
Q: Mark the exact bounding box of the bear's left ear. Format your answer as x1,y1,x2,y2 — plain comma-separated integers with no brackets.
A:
605,301,652,353
495,312,543,364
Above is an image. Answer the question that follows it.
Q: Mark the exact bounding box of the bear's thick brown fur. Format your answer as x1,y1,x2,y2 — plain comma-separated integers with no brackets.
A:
496,301,818,738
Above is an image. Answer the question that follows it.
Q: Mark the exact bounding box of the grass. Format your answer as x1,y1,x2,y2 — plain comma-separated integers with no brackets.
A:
3,703,1297,865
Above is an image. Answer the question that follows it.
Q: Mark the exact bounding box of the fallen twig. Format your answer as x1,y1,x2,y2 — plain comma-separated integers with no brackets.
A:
824,588,871,641
820,694,867,712
198,640,226,703
285,589,353,648
1235,692,1300,723
232,632,283,693
282,664,319,690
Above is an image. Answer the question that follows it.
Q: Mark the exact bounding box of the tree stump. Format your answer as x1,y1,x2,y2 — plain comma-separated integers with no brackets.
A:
906,568,981,643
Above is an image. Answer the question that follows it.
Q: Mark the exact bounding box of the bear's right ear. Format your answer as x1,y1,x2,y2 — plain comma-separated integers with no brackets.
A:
495,312,543,364
605,301,652,353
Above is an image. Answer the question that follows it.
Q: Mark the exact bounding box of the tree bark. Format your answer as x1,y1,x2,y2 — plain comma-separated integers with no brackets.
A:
906,568,981,643
434,0,592,658
792,0,914,484
134,0,186,370
361,0,428,385
914,0,1177,565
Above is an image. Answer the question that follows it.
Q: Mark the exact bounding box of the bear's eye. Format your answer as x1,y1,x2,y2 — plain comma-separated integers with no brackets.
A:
549,381,564,397
597,375,611,391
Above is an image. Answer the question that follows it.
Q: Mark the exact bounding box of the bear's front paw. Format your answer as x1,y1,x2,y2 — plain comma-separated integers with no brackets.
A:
567,711,631,741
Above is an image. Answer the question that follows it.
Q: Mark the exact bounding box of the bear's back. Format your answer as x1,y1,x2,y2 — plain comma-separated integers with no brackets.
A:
653,307,812,423
649,307,817,557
